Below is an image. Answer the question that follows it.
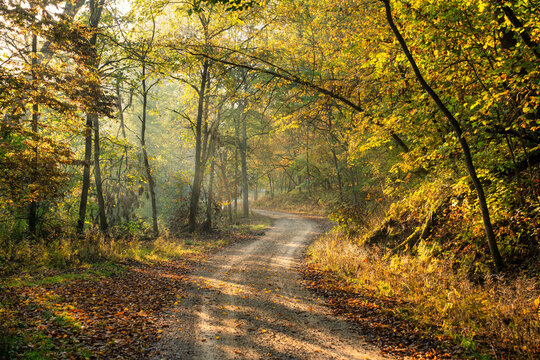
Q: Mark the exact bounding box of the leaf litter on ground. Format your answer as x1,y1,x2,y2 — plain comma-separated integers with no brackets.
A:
299,261,473,360
0,226,264,359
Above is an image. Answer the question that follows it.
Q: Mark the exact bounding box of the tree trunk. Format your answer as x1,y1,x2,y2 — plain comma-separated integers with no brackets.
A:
205,151,216,230
240,109,249,218
201,75,212,170
306,124,311,196
77,115,93,234
115,77,129,222
347,163,359,204
142,146,158,236
116,77,129,166
331,147,343,201
28,34,39,236
188,59,210,231
92,113,108,231
268,173,274,199
140,61,158,237
76,0,106,234
28,108,39,235
234,118,240,215
219,156,233,223
382,0,503,271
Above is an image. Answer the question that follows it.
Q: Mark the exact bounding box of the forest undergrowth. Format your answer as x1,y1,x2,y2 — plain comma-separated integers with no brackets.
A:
253,190,346,216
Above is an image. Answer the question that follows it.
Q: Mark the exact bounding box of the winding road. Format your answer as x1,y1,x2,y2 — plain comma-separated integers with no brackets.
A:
152,210,391,359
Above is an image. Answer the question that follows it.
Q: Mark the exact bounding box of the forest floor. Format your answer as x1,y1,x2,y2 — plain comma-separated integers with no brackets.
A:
0,216,267,359
2,210,471,359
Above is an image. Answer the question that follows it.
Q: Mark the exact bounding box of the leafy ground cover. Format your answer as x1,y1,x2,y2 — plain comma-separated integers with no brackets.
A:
302,202,539,359
300,262,468,359
0,215,269,359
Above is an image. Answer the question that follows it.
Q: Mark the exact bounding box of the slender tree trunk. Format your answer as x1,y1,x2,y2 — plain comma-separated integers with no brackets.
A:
28,34,39,235
116,77,128,166
234,119,239,215
205,151,216,230
268,173,274,199
115,77,129,222
219,157,233,223
188,59,210,231
140,61,158,237
142,146,158,236
77,115,93,233
92,113,108,231
305,124,311,196
347,161,359,204
331,147,343,201
76,0,106,234
240,110,249,218
382,0,503,270
200,75,212,170
28,111,39,234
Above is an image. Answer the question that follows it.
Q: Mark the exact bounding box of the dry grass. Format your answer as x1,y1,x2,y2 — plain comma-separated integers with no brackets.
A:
308,231,540,359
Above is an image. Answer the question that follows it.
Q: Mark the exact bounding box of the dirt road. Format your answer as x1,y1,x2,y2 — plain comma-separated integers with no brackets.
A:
152,210,391,359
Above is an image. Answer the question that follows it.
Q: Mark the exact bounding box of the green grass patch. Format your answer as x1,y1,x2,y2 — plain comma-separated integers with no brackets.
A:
3,262,125,289
230,218,270,233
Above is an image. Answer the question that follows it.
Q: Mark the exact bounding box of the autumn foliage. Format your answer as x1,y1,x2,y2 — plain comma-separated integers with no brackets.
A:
1,0,539,358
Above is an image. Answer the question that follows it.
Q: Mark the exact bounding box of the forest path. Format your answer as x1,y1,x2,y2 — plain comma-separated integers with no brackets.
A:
152,209,391,360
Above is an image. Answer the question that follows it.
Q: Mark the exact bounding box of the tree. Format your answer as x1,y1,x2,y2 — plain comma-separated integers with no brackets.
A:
0,0,112,236
188,58,211,231
381,0,503,270
77,0,108,233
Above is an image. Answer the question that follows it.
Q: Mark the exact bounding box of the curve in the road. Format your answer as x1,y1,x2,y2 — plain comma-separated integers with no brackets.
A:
153,209,391,360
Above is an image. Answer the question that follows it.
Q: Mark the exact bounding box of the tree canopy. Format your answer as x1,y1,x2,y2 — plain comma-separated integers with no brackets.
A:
1,0,538,273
